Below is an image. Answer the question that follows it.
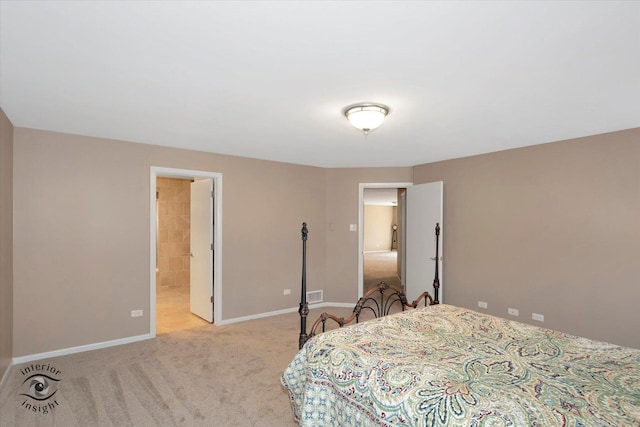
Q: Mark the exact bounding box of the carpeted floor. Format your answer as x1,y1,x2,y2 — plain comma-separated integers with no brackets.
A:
363,250,401,293
0,305,355,426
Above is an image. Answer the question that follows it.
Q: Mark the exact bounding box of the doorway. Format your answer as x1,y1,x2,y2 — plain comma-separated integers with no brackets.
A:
358,181,443,302
362,188,403,294
150,167,222,336
358,182,412,298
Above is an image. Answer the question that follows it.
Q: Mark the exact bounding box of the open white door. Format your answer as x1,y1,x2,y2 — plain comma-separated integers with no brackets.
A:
405,181,443,302
190,179,214,322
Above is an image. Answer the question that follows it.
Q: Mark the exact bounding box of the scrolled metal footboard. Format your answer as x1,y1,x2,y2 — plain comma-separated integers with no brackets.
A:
297,222,439,349
308,282,433,339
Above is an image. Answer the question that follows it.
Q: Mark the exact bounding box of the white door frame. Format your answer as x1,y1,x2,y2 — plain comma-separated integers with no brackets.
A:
358,182,413,298
150,167,223,335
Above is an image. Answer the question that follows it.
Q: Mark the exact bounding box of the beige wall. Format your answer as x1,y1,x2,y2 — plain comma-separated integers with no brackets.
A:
156,178,191,289
363,205,394,252
0,109,13,378
12,128,327,357
325,168,413,302
8,124,639,359
413,128,640,349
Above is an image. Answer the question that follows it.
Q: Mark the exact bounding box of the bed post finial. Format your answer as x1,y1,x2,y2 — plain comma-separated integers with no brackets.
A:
299,222,309,349
433,222,440,305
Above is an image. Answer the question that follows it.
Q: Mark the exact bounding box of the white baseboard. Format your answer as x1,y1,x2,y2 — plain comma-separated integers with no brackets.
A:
218,302,355,326
12,333,154,365
11,303,357,364
0,361,14,391
316,302,355,309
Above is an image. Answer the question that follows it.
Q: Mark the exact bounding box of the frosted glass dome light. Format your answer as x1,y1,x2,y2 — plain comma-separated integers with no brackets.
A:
344,103,389,135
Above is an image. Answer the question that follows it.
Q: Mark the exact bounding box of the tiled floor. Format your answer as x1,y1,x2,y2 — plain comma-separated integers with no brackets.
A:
156,283,210,334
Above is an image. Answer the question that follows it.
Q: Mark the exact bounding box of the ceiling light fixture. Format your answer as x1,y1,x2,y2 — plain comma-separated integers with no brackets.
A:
344,103,389,135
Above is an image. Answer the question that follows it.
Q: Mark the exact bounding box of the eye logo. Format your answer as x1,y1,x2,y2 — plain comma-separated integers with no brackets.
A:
20,374,60,401
18,362,62,414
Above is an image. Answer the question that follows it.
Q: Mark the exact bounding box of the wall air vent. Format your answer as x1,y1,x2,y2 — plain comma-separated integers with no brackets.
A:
306,290,323,304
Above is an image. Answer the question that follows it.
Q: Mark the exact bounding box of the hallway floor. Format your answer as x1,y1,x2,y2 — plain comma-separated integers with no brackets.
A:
156,284,210,334
364,250,401,293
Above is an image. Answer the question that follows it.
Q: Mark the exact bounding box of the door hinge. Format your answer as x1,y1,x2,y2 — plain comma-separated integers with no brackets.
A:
211,190,214,198
210,296,214,303
210,243,214,250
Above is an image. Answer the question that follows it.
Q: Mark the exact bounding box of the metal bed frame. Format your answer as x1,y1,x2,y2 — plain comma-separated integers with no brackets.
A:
297,222,441,349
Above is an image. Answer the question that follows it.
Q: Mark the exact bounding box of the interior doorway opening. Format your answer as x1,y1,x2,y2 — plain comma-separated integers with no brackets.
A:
358,183,412,298
362,188,405,294
155,177,208,334
150,167,223,337
359,181,443,302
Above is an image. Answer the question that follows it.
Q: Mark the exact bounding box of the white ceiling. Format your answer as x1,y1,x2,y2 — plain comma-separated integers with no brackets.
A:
1,1,638,168
364,188,401,206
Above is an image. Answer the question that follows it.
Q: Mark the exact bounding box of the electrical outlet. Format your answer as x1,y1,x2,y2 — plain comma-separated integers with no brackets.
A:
532,313,544,322
508,308,519,316
477,301,488,309
283,289,291,295
349,224,357,232
131,309,143,318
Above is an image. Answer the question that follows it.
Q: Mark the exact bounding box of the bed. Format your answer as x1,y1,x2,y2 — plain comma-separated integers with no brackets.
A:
282,223,640,426
283,303,640,426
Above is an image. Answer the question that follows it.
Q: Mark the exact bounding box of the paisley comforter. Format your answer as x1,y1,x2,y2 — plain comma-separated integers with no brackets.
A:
281,304,640,426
